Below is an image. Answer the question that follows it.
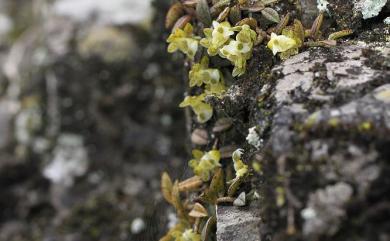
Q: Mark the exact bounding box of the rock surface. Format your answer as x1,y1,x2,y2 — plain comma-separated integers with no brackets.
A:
215,41,389,240
217,205,263,241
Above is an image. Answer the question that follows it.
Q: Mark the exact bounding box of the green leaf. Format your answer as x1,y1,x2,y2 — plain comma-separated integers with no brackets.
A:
261,7,280,23
196,0,212,26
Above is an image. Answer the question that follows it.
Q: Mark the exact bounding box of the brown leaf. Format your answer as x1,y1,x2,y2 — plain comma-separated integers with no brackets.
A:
161,172,173,204
240,1,265,12
189,203,209,217
319,39,337,46
166,3,185,29
310,12,324,40
191,128,209,145
178,175,203,192
210,0,231,16
216,6,230,22
260,0,278,5
293,19,305,47
274,12,290,34
173,15,193,30
181,0,199,7
228,5,241,25
172,181,188,219
201,215,217,241
227,176,245,197
212,118,233,132
235,17,258,30
203,168,225,204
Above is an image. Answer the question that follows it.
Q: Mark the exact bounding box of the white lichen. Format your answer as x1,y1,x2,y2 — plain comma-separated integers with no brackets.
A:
317,0,329,12
354,0,388,19
43,134,89,187
384,17,390,25
246,126,262,149
131,217,146,234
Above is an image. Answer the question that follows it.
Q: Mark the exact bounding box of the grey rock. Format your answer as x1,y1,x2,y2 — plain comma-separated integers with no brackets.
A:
217,204,263,241
272,44,390,105
53,0,154,26
301,182,353,237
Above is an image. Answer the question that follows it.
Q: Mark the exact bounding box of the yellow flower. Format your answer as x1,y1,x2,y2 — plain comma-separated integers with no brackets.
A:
167,23,199,59
189,56,221,87
200,21,234,56
189,149,221,181
267,33,297,56
232,149,248,178
204,81,226,96
179,94,213,123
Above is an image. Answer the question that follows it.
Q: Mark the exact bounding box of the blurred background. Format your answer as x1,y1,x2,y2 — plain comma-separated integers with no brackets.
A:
0,0,187,240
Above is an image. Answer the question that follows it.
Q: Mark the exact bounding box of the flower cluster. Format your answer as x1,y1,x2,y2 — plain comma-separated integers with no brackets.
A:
219,25,257,77
167,23,200,59
200,21,257,77
200,21,234,56
189,149,221,181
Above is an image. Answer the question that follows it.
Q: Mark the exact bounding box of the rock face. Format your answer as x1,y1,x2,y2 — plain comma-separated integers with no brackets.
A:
215,42,389,241
217,205,263,241
0,0,186,240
